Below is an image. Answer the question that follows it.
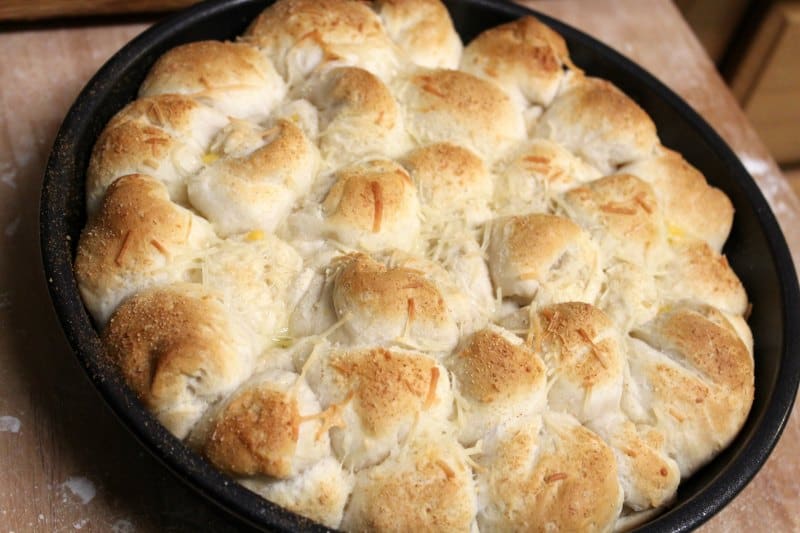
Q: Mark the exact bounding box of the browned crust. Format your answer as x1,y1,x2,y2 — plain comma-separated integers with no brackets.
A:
640,307,753,395
316,67,398,129
665,239,748,314
101,284,236,408
453,328,546,403
625,148,734,249
410,69,514,123
461,16,576,104
328,347,441,436
345,436,475,531
140,40,275,95
484,419,621,531
563,173,662,265
75,175,195,302
503,213,582,278
204,387,300,478
333,253,450,327
244,0,389,60
401,142,489,206
322,160,415,233
537,302,622,387
373,0,461,66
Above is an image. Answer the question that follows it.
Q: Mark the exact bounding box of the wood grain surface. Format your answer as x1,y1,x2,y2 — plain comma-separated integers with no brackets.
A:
0,0,198,21
0,1,797,531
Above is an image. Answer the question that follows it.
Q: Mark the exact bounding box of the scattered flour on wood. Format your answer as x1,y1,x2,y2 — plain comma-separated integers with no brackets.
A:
0,416,21,433
73,518,89,529
61,477,96,505
737,151,800,243
111,519,136,533
5,215,21,237
0,161,16,189
739,154,771,176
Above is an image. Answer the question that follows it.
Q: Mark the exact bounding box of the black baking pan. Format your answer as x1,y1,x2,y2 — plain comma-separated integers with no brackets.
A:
40,0,800,531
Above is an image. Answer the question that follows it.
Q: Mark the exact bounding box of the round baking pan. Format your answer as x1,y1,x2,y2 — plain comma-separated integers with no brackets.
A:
40,0,800,531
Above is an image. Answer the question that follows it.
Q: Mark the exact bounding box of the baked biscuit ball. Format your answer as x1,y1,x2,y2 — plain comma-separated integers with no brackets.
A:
341,431,476,532
461,16,577,110
709,306,754,356
622,147,734,252
187,118,319,236
419,238,496,329
535,77,659,174
75,174,215,325
243,0,401,85
321,159,421,252
102,283,255,438
597,260,659,332
197,233,304,350
243,456,354,529
379,249,493,338
269,98,321,142
330,253,460,352
595,414,681,512
86,94,228,214
138,40,287,121
477,412,623,533
561,173,667,268
688,302,753,358
401,142,493,225
194,369,330,479
372,0,463,69
394,68,526,159
657,239,748,315
447,325,548,445
303,67,410,171
288,268,341,342
306,346,453,470
625,305,754,476
488,213,603,306
535,302,625,424
493,138,602,215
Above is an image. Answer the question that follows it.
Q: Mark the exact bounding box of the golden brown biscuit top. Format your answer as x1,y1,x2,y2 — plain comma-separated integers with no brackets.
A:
322,160,417,234
480,415,622,532
75,175,210,323
246,0,386,46
342,434,476,532
373,0,462,69
397,68,526,157
537,76,659,172
637,307,753,394
461,16,576,107
204,386,301,478
332,253,450,328
562,173,664,266
142,41,269,84
537,302,623,388
102,283,239,409
324,347,442,436
623,147,734,251
452,327,546,403
504,213,583,277
78,175,194,272
311,67,399,128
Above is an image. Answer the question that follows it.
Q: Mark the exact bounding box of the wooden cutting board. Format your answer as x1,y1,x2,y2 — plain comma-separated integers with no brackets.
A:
0,0,198,20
